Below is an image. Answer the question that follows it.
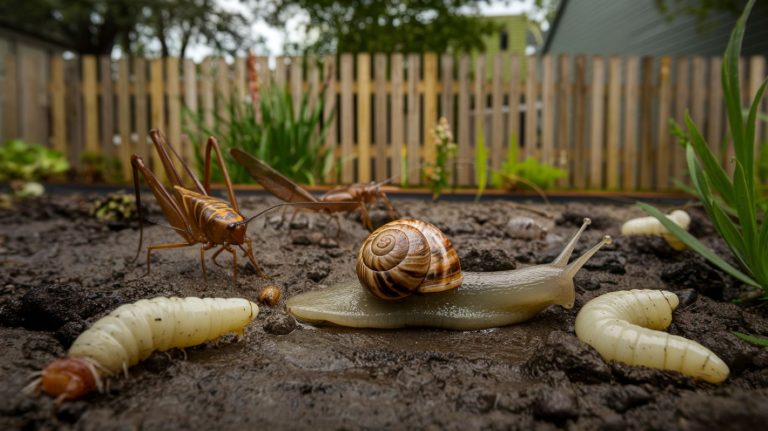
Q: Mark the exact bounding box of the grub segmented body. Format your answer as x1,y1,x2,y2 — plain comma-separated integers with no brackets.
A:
34,297,258,401
575,289,729,383
621,210,690,250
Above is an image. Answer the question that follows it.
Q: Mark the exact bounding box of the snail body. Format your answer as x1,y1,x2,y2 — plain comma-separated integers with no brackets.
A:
287,218,611,330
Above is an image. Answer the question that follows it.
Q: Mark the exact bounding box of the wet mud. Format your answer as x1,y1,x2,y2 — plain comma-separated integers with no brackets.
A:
1,194,767,430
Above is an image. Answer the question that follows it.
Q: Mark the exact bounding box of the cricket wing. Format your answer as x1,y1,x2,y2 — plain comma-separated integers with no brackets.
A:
230,148,318,203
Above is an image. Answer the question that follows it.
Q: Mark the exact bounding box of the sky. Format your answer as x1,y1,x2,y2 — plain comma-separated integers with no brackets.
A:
186,0,537,60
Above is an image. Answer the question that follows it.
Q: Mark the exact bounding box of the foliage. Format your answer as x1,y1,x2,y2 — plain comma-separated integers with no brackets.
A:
90,192,137,223
187,85,334,186
80,151,123,183
492,136,567,192
422,117,457,200
640,0,768,295
0,139,69,198
0,140,69,183
259,0,502,54
0,0,253,57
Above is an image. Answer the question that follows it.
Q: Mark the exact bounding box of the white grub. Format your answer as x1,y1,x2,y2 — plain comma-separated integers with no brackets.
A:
575,289,729,384
69,297,258,376
620,210,691,250
505,216,548,240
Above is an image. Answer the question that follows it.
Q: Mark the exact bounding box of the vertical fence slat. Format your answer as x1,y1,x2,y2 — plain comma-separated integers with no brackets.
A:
291,57,302,115
117,58,131,180
64,59,83,168
690,56,707,132
491,53,503,170
656,56,673,189
99,56,114,158
556,54,570,187
201,58,215,132
458,55,471,185
357,53,371,182
525,56,537,160
541,54,555,166
572,55,587,188
323,56,337,183
183,59,198,165
134,58,148,160
407,53,421,185
390,54,404,183
673,57,689,183
423,53,437,164
167,57,181,164
474,54,485,179
235,56,246,104
508,55,521,166
2,54,17,140
258,56,270,93
216,58,230,127
50,56,66,154
150,58,165,177
275,56,286,88
589,56,605,189
639,56,654,190
440,54,454,127
606,56,621,190
82,56,99,155
707,57,724,161
19,50,46,145
374,53,387,181
308,59,319,113
340,54,354,183
623,56,639,190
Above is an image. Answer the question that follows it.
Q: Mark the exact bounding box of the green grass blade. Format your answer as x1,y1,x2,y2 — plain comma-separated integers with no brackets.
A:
684,115,734,206
734,332,768,346
474,130,488,202
721,0,755,154
744,78,768,181
637,202,760,287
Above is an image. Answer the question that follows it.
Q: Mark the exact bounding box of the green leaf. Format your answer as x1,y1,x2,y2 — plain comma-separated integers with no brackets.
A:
734,332,768,347
637,202,760,288
684,115,734,206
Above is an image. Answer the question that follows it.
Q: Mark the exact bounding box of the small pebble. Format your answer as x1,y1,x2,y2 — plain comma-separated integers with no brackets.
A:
263,313,297,335
533,386,579,421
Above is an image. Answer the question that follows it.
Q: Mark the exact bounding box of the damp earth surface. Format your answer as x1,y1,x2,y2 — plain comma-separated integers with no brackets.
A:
1,193,767,430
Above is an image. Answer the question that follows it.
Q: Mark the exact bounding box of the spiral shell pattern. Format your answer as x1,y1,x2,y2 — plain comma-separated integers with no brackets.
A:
356,219,463,300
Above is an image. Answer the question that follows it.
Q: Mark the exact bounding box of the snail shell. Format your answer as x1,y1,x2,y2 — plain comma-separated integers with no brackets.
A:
355,219,463,300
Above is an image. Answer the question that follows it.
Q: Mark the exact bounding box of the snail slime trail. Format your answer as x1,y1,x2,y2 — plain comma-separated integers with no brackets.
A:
287,218,611,330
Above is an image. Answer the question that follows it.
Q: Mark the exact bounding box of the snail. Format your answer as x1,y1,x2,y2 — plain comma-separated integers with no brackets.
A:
286,217,611,330
621,209,690,250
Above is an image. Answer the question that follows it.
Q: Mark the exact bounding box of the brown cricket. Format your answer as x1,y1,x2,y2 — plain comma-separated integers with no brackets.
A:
131,129,343,283
230,148,399,234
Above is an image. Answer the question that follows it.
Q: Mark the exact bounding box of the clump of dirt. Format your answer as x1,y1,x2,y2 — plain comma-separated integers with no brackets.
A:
1,193,767,430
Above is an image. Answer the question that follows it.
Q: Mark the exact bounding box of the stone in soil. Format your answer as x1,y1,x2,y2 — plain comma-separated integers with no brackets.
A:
524,331,612,383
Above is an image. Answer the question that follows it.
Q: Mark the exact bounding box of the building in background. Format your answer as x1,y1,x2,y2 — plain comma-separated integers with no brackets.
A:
543,0,768,56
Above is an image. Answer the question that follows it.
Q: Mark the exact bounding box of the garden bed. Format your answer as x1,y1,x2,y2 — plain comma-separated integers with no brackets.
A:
0,193,767,430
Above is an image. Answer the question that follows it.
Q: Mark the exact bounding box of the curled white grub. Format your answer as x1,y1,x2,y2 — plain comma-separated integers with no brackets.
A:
621,210,690,250
575,289,729,384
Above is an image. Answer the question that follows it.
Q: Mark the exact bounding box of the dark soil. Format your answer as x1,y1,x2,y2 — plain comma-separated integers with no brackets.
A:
1,193,767,430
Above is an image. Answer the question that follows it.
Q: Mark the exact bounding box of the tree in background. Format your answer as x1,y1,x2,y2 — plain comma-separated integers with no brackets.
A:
259,0,502,54
0,0,254,57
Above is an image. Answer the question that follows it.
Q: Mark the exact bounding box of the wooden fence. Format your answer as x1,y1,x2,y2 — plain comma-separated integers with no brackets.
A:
1,52,766,190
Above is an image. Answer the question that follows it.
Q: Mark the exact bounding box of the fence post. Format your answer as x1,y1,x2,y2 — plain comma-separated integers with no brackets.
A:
50,56,67,155
374,53,388,181
116,58,131,181
340,53,354,183
589,56,605,189
407,53,421,185
423,53,437,165
357,53,371,182
82,56,99,156
656,56,672,190
606,56,621,190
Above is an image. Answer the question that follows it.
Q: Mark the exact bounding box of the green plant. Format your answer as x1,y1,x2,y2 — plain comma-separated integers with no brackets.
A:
639,0,768,295
187,82,334,186
80,151,123,183
0,139,69,197
474,128,488,202
491,135,567,194
422,117,457,200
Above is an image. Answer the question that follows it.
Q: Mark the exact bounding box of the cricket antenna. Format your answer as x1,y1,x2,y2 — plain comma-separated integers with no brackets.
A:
228,202,345,229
